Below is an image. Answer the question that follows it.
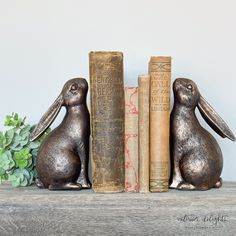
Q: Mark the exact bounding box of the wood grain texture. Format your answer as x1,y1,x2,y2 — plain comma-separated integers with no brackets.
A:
0,182,236,235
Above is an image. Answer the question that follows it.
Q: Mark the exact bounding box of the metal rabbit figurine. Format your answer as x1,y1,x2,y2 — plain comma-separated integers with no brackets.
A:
170,78,235,190
30,78,91,190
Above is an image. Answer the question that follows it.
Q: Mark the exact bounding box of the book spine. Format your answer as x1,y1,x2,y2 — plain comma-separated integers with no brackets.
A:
124,87,139,192
138,75,150,193
149,56,171,192
89,51,125,193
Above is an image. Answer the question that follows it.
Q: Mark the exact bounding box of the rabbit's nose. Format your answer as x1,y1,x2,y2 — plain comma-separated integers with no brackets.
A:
174,78,182,85
173,78,182,90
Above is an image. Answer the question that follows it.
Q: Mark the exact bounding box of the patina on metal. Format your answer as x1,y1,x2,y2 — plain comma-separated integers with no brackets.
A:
30,78,91,190
170,78,235,190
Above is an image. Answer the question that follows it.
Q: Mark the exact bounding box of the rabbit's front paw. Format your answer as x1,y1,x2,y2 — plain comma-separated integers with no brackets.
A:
177,182,196,190
169,180,180,189
214,178,222,188
77,178,91,189
35,178,45,189
169,175,183,189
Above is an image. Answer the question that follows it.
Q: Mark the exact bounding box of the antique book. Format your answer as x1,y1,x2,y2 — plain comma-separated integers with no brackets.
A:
149,56,171,192
138,75,150,193
89,51,125,193
124,87,139,192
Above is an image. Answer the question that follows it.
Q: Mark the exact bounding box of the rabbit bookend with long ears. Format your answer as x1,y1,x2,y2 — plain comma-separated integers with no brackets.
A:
30,78,91,190
170,78,235,191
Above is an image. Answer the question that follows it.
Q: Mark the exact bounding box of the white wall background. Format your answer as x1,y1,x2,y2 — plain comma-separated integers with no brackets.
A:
0,0,235,180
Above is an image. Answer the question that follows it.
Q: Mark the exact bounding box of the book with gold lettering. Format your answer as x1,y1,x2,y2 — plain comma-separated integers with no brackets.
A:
138,75,150,193
124,87,139,192
149,56,171,192
89,51,125,193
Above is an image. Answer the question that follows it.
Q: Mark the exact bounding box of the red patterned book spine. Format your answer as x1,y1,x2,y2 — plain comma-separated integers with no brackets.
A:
124,87,139,192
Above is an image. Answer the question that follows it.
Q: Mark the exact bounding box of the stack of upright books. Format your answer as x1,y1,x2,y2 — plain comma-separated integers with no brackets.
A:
89,51,171,193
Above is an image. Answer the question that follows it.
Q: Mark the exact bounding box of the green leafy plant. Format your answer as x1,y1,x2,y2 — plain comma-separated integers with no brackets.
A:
0,113,50,187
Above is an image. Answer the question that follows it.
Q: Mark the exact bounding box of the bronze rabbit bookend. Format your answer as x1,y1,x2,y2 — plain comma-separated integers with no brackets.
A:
170,78,235,190
30,78,91,190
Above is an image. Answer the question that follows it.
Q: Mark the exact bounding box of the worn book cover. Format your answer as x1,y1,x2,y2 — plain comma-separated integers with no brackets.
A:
138,75,150,193
124,87,139,192
89,51,125,193
149,56,171,192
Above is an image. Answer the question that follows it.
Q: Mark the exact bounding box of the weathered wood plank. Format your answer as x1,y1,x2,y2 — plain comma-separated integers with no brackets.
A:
0,182,235,236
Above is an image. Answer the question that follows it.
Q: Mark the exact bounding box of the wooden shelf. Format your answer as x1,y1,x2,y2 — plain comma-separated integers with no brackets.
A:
0,182,236,235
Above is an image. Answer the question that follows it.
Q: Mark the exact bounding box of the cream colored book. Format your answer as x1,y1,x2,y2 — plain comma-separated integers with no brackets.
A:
149,56,171,192
138,75,150,193
124,87,139,192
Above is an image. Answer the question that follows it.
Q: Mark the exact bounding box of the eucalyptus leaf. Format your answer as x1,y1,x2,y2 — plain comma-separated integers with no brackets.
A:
4,115,12,126
20,177,28,187
0,132,5,149
29,171,34,185
21,169,31,180
31,148,39,157
0,149,12,157
10,134,22,150
20,139,29,146
0,150,14,171
32,168,38,178
31,155,37,168
8,158,15,169
11,144,24,151
5,129,15,147
0,113,50,187
26,158,33,168
13,169,32,187
8,174,17,182
13,170,25,182
6,169,14,175
0,174,8,184
5,113,25,128
14,148,32,161
12,179,21,187
28,141,40,150
16,159,28,169
19,125,31,136
0,167,6,175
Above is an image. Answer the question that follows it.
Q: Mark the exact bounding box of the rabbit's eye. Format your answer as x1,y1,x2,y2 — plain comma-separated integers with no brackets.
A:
70,84,78,91
187,84,193,91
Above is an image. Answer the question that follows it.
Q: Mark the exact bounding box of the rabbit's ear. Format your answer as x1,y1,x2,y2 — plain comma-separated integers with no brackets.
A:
30,94,64,141
197,95,235,141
